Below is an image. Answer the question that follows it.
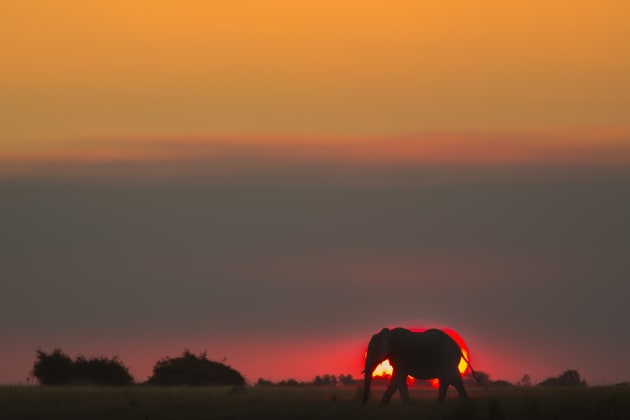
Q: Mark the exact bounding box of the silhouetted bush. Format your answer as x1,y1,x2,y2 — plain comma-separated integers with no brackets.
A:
72,355,134,385
277,378,302,386
147,350,245,386
32,349,133,385
539,369,586,386
312,374,358,386
517,374,532,387
491,379,515,387
470,370,491,385
32,349,74,385
339,374,358,386
313,374,337,386
464,370,513,387
256,378,274,386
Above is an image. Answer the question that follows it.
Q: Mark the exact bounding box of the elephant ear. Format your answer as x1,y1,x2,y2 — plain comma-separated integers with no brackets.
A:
378,328,392,359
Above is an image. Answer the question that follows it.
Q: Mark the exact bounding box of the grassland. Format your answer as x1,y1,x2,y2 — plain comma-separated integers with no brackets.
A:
1,385,629,420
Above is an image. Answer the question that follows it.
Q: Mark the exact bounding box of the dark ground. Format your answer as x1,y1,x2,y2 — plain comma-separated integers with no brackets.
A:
1,385,629,420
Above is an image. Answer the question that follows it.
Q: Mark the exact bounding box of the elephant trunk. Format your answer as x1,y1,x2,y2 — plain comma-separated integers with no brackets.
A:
363,328,391,405
362,371,372,405
362,357,377,405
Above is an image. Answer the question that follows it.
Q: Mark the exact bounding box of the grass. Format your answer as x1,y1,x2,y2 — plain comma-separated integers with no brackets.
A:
1,385,629,420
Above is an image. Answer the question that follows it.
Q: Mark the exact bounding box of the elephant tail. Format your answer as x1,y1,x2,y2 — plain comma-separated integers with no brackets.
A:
461,353,484,385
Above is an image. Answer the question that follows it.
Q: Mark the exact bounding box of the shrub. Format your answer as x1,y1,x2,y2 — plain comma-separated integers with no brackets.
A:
32,349,74,385
31,349,133,385
539,369,586,386
147,350,245,386
256,378,274,386
72,355,134,385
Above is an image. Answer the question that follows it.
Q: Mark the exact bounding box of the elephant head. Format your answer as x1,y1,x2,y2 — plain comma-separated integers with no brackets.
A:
363,327,392,404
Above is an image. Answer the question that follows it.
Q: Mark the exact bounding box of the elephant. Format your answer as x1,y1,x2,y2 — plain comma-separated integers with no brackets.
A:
363,327,478,405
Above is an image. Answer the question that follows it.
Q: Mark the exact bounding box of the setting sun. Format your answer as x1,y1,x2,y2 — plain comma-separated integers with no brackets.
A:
372,358,394,377
440,328,470,375
368,357,417,386
368,328,471,387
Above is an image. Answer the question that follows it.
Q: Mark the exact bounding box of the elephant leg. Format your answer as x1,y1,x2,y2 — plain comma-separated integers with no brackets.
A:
451,372,469,400
381,378,398,405
398,376,412,404
437,378,449,403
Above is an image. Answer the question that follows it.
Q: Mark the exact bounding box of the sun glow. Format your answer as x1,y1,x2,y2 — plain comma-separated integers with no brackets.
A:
459,348,469,374
370,358,416,386
369,328,471,387
442,329,470,375
372,358,394,377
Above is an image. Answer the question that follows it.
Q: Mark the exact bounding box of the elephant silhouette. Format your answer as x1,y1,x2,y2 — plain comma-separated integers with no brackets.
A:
363,327,480,404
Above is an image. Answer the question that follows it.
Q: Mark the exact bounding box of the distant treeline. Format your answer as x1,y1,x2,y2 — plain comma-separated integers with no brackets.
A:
254,370,587,388
463,370,587,387
256,374,359,387
31,348,587,387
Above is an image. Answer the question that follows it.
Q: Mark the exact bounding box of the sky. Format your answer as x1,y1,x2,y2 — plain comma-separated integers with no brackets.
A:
1,1,630,385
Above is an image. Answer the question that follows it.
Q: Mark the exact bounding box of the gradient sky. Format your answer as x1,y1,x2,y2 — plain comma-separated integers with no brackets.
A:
1,1,630,385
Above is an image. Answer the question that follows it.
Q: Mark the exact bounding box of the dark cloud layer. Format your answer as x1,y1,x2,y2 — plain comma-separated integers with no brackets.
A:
1,164,629,384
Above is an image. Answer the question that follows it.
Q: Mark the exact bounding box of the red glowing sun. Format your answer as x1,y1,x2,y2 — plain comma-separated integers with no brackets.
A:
369,328,471,387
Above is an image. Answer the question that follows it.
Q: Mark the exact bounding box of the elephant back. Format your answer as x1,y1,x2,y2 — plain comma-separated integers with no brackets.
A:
389,328,462,379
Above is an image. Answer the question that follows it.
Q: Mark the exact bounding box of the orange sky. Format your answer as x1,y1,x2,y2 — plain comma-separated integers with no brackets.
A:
2,0,630,159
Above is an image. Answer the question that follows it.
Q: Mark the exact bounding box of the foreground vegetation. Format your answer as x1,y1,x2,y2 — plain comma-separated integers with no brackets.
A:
1,384,628,420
